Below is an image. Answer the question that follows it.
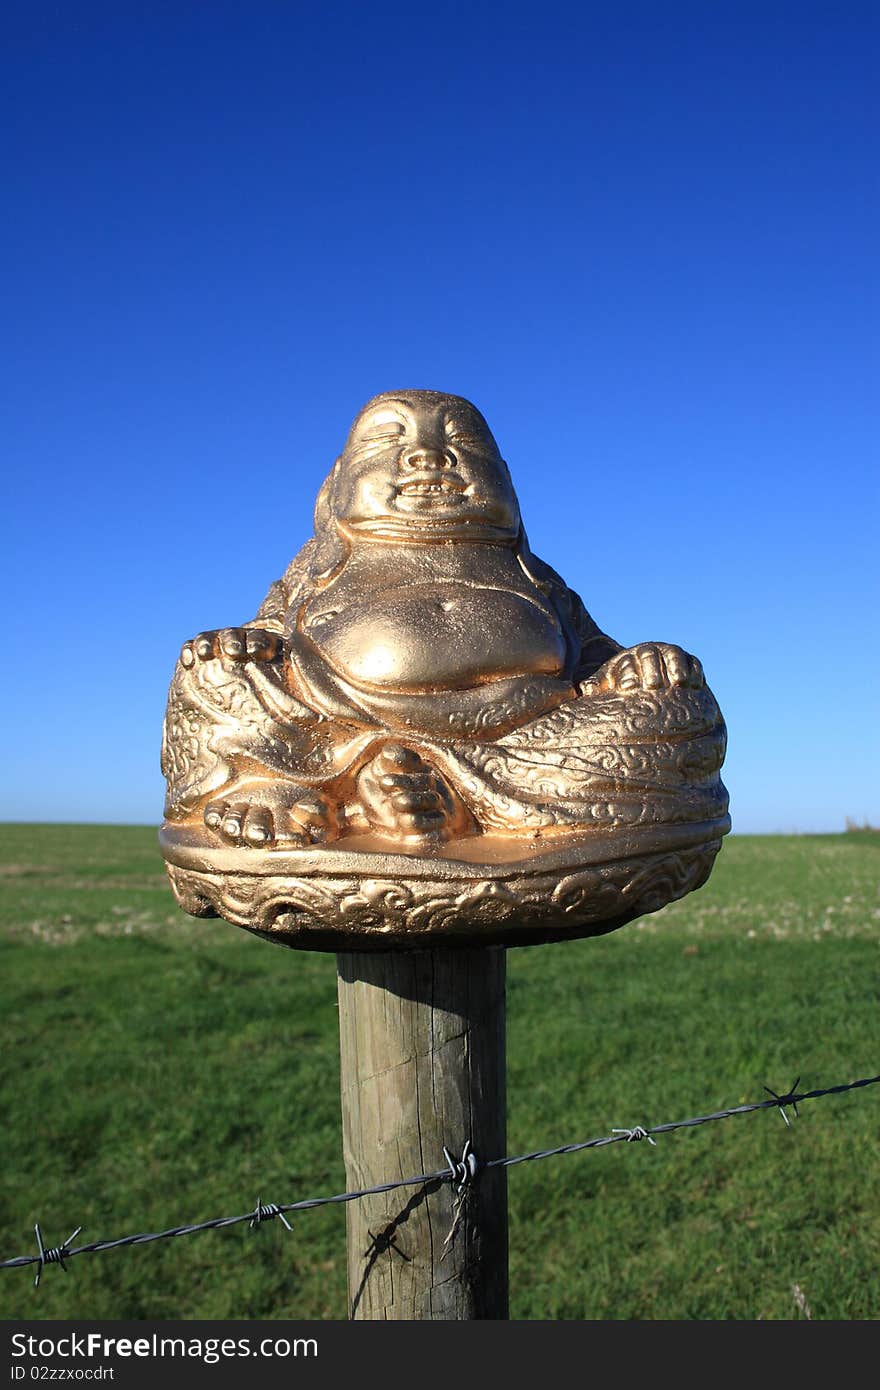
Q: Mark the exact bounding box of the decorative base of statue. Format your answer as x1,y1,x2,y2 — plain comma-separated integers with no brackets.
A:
161,816,727,951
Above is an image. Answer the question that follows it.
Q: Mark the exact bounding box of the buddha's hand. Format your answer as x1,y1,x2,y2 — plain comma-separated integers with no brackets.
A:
179,627,281,668
580,643,704,696
357,743,473,842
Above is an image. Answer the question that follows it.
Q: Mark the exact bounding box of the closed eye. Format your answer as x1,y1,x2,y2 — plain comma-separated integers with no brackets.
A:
363,427,405,442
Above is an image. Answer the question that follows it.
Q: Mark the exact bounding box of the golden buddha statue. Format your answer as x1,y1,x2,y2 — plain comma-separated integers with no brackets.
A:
160,390,728,948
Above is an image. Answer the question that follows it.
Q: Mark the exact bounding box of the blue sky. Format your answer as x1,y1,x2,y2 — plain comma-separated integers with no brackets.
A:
3,2,877,832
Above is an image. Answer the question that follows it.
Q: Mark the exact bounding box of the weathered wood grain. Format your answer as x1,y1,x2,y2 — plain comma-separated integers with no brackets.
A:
336,948,508,1319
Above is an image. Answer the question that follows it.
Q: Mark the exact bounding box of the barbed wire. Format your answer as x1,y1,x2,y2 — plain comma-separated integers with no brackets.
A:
2,1072,876,1287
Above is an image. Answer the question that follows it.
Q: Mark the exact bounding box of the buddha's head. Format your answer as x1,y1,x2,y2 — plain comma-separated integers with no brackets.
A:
316,391,521,548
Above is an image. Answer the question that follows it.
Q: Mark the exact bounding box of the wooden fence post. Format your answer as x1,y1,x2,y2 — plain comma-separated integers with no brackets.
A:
336,947,508,1319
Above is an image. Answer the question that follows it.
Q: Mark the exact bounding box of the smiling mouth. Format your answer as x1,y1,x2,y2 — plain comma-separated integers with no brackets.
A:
396,473,468,501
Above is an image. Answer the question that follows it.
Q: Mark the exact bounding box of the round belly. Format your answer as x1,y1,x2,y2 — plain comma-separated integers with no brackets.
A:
306,584,567,691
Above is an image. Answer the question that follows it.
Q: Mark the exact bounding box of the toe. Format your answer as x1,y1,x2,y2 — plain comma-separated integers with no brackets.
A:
219,628,247,659
204,800,226,831
245,629,279,661
194,631,219,660
293,795,332,827
221,802,250,840
244,805,274,846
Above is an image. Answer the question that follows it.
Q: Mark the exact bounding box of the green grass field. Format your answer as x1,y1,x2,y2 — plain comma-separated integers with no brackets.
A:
1,825,877,1320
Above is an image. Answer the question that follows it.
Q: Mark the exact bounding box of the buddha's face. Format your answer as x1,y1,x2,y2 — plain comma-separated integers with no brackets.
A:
329,391,521,542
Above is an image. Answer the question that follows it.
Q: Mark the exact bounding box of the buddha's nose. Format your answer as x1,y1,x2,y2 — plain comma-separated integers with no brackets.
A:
400,446,452,472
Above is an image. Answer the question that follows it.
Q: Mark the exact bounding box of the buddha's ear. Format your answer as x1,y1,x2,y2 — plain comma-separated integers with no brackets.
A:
311,460,348,580
500,457,522,526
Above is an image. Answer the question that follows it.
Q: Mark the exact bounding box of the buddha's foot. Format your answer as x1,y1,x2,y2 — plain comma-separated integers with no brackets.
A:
356,743,473,843
203,782,338,847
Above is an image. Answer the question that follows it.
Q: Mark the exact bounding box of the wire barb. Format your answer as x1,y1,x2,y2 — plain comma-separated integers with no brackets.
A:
442,1140,478,1255
763,1078,801,1128
33,1223,82,1288
612,1124,657,1146
249,1198,292,1232
443,1139,478,1195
